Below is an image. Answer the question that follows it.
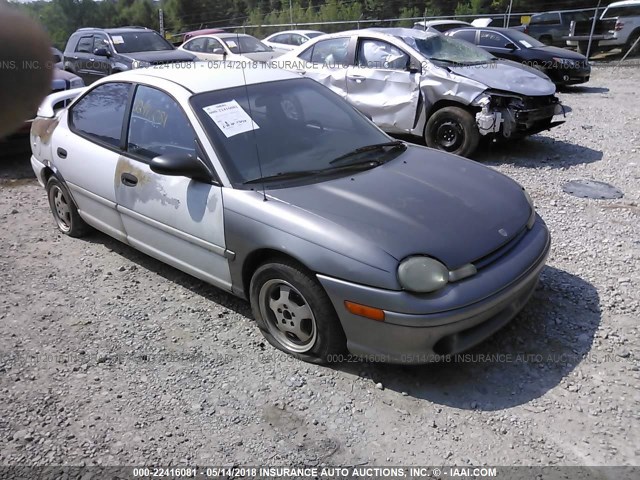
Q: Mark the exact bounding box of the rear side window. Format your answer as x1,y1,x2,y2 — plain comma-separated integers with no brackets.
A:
76,36,94,53
604,6,640,18
450,30,477,43
70,83,130,148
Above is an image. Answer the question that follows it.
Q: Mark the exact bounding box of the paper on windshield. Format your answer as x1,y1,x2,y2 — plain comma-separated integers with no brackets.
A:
520,40,532,48
203,100,259,138
226,40,237,48
112,35,124,45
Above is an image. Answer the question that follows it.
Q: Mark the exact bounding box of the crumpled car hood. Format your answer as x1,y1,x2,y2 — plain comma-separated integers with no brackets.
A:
268,146,531,269
449,60,556,96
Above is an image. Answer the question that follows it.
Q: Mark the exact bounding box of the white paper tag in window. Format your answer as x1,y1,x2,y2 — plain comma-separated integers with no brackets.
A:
112,35,125,45
203,100,259,138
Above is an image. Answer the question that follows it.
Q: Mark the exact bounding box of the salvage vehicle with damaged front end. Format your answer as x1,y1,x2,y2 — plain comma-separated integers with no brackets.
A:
278,28,565,157
30,64,550,364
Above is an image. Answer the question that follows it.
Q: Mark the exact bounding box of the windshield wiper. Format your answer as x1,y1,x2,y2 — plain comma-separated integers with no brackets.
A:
244,157,389,185
329,140,406,166
244,169,322,185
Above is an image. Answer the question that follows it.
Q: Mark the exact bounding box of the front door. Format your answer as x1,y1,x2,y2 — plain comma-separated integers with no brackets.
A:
115,84,231,291
346,38,420,133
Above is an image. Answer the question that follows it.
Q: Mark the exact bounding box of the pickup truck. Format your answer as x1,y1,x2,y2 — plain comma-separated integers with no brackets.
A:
566,0,640,56
521,10,591,46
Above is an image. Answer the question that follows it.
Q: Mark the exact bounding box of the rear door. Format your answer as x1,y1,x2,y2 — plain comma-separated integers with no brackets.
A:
114,84,231,290
294,36,353,99
72,35,95,83
345,37,420,133
58,82,132,242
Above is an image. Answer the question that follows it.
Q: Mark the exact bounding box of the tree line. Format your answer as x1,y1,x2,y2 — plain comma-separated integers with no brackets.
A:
3,0,603,48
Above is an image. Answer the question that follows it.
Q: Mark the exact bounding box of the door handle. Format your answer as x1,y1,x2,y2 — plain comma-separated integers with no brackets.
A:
347,74,366,82
121,173,138,187
56,147,67,159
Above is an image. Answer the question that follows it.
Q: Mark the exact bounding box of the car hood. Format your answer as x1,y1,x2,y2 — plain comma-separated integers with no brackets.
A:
267,146,531,269
448,60,556,96
123,50,195,62
530,46,587,61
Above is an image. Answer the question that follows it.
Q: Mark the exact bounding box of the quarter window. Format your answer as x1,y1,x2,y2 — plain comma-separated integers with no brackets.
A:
127,85,196,160
70,83,130,148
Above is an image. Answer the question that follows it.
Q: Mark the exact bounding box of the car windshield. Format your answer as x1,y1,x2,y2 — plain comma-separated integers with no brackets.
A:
190,78,396,187
403,34,494,64
221,36,271,53
110,31,174,53
504,30,545,48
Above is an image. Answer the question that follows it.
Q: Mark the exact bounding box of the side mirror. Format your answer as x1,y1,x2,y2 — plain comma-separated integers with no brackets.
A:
150,153,211,182
93,48,110,57
504,42,517,50
212,48,224,55
407,58,422,74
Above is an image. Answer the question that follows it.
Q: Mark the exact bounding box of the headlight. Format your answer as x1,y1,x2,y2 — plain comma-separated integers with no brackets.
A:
552,57,574,66
398,256,449,293
132,60,151,69
523,188,536,229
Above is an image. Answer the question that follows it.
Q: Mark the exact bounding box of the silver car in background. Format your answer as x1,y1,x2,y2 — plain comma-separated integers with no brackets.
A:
278,28,565,157
263,30,325,53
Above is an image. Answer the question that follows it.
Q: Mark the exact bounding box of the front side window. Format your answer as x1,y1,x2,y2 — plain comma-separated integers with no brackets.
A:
204,38,225,54
76,36,93,53
127,85,196,160
358,39,408,70
110,32,174,53
479,31,510,48
70,83,130,147
190,78,393,187
93,36,110,52
291,34,307,46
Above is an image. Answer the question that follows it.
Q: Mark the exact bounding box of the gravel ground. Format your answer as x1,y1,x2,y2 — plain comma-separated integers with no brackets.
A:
0,60,638,468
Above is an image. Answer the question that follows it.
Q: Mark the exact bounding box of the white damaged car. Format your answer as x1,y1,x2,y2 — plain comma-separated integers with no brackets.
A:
277,27,565,157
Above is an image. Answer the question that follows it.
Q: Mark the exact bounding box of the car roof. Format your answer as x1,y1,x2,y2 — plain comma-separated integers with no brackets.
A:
344,27,436,40
268,30,324,35
607,0,640,7
110,62,298,93
415,20,470,26
75,27,153,35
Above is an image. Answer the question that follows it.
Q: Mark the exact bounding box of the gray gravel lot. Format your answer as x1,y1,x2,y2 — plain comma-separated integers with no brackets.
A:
0,61,638,468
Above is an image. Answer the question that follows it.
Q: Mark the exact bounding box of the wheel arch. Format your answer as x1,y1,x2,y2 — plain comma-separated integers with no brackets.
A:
425,99,477,121
241,248,313,300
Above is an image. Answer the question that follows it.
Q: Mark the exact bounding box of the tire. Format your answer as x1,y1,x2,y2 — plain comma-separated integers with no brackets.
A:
539,35,552,45
46,176,90,237
249,259,346,363
577,40,599,57
425,106,480,158
625,30,640,57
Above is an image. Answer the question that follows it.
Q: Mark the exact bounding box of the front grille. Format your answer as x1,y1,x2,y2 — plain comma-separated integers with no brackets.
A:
522,95,557,110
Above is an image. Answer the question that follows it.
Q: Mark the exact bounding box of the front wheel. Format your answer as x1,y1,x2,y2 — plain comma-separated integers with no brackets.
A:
425,106,480,158
249,259,346,363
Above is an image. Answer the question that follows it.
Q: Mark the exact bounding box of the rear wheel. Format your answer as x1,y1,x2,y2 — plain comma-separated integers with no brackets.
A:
539,35,552,45
46,176,89,237
249,259,346,363
425,106,480,158
625,30,640,56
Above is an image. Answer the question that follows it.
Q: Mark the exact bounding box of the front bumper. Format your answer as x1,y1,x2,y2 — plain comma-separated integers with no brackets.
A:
317,217,551,364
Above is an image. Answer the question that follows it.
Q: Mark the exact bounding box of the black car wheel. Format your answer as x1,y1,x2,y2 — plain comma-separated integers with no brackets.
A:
249,259,346,363
425,106,480,158
625,30,640,56
46,176,90,237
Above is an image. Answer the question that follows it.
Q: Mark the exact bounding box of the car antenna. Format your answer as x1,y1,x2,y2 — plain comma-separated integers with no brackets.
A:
236,31,268,202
